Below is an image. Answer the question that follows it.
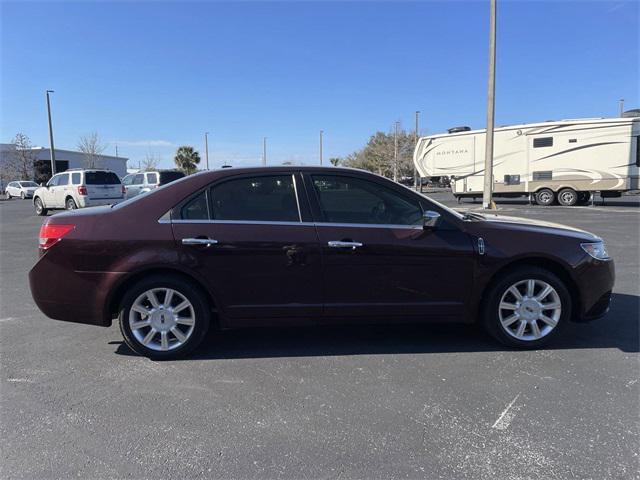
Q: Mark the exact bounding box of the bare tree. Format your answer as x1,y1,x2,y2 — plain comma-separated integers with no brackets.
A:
141,152,161,171
1,133,36,187
77,132,106,168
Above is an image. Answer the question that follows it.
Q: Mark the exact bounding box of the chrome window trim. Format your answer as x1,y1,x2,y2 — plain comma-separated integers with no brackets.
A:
160,218,422,230
291,173,303,222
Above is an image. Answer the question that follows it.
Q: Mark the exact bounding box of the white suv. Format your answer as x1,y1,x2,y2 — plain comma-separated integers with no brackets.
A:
33,169,125,216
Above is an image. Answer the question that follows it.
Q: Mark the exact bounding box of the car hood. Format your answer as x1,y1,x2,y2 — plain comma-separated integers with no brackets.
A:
467,213,600,241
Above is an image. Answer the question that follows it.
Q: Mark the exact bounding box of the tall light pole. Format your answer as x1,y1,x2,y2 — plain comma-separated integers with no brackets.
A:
45,90,57,176
204,132,210,170
319,130,324,166
262,137,267,166
393,121,400,182
414,111,420,190
619,98,625,117
482,0,497,210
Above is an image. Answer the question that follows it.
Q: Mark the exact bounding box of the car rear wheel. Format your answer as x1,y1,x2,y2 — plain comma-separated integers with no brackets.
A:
118,275,210,359
534,188,555,206
482,266,570,348
34,197,48,216
66,197,77,210
557,188,578,206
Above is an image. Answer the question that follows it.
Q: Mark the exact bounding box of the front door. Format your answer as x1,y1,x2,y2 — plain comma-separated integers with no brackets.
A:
304,173,475,322
171,173,322,326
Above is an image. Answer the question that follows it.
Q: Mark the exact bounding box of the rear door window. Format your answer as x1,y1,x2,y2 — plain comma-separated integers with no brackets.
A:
133,174,144,185
210,175,300,222
85,171,121,185
71,172,81,185
146,172,159,184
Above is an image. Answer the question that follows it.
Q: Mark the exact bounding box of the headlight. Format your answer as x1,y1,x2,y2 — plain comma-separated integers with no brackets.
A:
581,241,610,260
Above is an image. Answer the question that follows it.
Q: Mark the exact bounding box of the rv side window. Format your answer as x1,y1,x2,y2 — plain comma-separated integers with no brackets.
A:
636,137,640,167
533,137,553,148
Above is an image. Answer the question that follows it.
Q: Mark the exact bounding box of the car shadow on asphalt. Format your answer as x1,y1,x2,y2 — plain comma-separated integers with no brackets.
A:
113,293,639,360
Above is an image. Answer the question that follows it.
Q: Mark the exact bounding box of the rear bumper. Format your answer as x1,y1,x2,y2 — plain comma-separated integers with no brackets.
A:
77,196,124,208
574,257,615,322
29,250,125,327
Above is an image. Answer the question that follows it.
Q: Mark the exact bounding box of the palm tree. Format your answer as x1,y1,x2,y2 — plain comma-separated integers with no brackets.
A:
174,146,201,175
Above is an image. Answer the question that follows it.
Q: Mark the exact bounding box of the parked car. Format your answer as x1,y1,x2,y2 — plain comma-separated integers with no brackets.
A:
5,180,39,199
122,170,185,199
32,169,125,215
29,166,614,359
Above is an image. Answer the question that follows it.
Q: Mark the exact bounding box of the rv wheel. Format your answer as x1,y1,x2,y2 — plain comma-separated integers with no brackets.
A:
557,188,578,206
577,192,592,205
535,188,555,206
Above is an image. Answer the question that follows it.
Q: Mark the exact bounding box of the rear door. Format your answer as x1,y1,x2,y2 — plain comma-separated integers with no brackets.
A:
304,172,475,321
171,172,323,326
85,171,122,200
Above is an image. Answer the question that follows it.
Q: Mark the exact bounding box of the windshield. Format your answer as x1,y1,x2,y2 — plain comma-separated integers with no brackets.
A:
20,181,38,187
85,171,121,185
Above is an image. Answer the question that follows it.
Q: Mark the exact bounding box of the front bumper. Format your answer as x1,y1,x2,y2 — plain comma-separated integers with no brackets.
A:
574,257,615,322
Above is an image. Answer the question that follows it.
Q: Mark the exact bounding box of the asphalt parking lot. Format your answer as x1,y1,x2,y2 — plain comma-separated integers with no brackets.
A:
1,194,638,479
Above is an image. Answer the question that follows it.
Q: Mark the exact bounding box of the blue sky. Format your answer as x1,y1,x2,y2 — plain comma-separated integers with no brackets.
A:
1,1,638,169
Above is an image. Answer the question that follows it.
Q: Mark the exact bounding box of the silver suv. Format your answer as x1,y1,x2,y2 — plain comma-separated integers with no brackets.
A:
33,169,125,216
122,170,185,199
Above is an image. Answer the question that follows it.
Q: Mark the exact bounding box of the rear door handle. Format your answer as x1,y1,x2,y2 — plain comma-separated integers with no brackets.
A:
182,237,218,247
327,240,363,250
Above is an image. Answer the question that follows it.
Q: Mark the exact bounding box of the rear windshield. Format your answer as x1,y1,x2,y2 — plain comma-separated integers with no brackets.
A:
159,171,185,185
85,171,121,185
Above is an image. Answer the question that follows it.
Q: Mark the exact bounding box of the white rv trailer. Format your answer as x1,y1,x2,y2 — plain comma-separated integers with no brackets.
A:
413,116,640,206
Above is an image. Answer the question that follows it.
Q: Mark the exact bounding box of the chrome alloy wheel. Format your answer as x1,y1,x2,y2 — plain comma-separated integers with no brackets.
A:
498,279,562,341
129,288,195,351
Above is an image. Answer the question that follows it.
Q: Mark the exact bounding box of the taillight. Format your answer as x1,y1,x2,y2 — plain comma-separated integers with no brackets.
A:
78,186,87,196
39,224,75,250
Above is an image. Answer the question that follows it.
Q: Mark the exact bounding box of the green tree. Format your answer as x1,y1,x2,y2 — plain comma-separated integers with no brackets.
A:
329,157,341,166
174,146,201,175
341,127,416,179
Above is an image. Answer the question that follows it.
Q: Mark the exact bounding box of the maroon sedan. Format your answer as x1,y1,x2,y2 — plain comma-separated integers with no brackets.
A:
29,167,614,359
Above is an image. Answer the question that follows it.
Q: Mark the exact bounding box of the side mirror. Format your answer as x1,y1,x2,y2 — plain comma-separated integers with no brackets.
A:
423,210,441,229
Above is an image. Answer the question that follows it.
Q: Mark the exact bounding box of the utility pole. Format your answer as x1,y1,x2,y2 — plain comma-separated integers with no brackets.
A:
262,137,267,166
619,98,625,117
393,121,399,182
414,111,420,190
204,132,210,170
319,130,324,166
482,0,497,210
45,90,57,176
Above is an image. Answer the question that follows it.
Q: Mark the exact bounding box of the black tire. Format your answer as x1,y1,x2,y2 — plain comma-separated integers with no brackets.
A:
5,191,11,200
557,188,578,206
577,192,592,205
34,197,48,216
65,197,77,210
534,188,555,206
118,275,211,359
481,266,571,349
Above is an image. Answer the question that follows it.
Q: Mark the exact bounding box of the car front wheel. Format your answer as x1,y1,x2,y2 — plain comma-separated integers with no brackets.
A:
482,266,570,348
118,275,211,359
34,197,48,216
21,192,25,199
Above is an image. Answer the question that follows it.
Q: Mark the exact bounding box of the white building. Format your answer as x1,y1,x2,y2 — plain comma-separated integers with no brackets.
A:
0,144,129,183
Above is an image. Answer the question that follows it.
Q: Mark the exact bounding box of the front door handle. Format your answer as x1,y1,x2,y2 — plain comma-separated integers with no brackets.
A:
182,237,218,247
327,240,363,250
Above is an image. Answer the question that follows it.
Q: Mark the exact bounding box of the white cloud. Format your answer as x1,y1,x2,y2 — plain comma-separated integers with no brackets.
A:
111,140,176,148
